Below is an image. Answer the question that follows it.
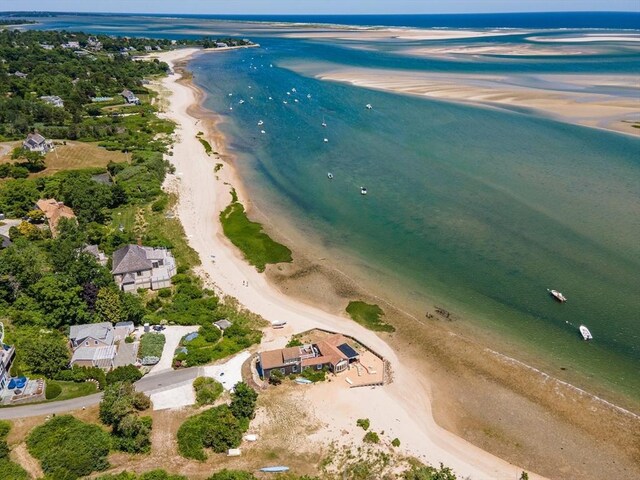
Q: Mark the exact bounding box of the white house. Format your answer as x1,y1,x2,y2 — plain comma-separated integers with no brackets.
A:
40,95,64,108
23,133,54,154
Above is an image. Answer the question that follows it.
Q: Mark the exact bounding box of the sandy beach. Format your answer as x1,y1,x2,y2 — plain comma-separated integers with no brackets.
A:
150,48,640,479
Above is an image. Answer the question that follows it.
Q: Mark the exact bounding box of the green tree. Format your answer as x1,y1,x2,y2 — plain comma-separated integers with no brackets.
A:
30,274,88,328
200,405,243,454
0,238,48,290
0,179,40,217
229,382,258,420
21,331,70,377
95,287,123,323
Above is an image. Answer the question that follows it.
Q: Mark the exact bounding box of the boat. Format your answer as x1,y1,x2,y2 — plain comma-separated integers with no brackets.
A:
548,289,567,303
321,116,327,127
272,321,287,329
307,94,312,99
365,103,373,109
268,96,273,100
283,100,288,104
239,99,245,105
295,378,313,384
579,325,593,341
294,99,299,103
260,467,289,473
286,91,291,95
260,130,266,134
327,172,334,179
228,93,233,96
323,138,329,143
360,186,368,195
258,120,264,126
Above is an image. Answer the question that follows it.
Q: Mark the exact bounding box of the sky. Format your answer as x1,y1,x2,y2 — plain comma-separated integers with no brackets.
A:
2,1,639,15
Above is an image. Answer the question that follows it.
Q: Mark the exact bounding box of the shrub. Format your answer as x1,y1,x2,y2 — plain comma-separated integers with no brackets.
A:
106,365,143,385
229,382,257,421
207,470,257,480
268,369,283,385
100,382,151,453
300,366,327,383
363,431,380,444
193,377,223,406
158,288,172,298
356,418,370,431
54,366,106,389
45,381,62,400
177,405,243,460
391,438,401,447
286,337,303,347
27,415,111,479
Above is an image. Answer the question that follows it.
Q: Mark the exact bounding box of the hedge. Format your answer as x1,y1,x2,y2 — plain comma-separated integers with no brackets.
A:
45,381,62,400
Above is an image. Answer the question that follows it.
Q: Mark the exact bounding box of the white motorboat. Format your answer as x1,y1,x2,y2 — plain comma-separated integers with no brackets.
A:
548,289,567,302
365,103,373,109
323,138,329,143
294,99,299,103
228,93,233,96
239,99,245,104
258,120,264,126
327,172,334,179
272,321,287,329
291,88,297,92
260,130,266,134
307,94,312,99
283,100,288,104
322,115,327,127
268,96,273,100
360,186,368,195
579,325,593,341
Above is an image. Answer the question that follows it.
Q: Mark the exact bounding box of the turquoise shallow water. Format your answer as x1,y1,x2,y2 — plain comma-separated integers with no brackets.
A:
29,14,640,403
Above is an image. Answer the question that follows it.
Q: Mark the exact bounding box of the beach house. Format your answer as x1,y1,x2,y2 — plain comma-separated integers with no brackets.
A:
0,343,16,393
111,244,177,292
35,198,76,237
68,321,136,370
258,334,359,379
121,89,140,105
23,132,54,154
39,95,64,108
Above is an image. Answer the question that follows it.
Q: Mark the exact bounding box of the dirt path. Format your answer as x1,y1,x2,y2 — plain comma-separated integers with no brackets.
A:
11,443,43,479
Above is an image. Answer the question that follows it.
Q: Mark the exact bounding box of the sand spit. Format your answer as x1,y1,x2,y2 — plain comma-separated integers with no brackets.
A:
311,67,640,136
148,48,640,480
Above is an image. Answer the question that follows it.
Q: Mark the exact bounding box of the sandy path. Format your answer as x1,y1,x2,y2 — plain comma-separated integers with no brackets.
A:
11,443,44,478
151,48,544,480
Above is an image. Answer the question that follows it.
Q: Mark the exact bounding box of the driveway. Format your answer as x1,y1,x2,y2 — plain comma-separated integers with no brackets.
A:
0,219,21,237
202,351,250,391
147,325,199,375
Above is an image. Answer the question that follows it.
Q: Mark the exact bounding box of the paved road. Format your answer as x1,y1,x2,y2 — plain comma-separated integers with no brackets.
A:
0,367,200,420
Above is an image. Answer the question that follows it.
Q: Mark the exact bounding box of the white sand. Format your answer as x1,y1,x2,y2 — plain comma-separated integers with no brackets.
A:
150,48,546,480
527,34,640,43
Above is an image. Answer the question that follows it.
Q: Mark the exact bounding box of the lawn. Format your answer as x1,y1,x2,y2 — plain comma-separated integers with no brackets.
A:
346,301,395,333
0,141,128,178
50,381,98,402
220,195,292,272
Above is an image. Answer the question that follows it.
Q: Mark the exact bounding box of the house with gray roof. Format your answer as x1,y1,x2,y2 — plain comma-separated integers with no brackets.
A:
69,322,114,350
121,89,140,105
68,321,138,370
23,133,54,154
112,244,177,292
40,95,64,108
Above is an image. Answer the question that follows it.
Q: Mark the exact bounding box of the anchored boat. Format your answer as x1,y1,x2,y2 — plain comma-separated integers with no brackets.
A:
327,172,334,179
579,325,593,341
360,186,368,195
548,289,567,302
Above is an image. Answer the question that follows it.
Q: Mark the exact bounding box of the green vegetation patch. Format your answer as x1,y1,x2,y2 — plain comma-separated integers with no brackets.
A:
220,194,292,272
45,381,62,400
27,415,111,479
346,301,395,333
139,333,166,358
356,418,370,431
197,135,213,155
194,377,224,406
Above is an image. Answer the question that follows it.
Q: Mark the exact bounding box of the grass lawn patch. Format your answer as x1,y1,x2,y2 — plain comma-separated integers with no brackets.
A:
54,381,98,401
220,195,292,272
346,301,395,333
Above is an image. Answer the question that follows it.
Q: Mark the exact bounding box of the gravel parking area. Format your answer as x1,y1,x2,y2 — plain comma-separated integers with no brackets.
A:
202,351,250,391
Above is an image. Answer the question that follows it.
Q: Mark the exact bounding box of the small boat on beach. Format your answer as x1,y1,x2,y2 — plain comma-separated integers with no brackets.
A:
327,172,334,179
272,321,287,329
260,466,289,473
579,325,593,341
365,103,373,109
548,289,567,302
360,186,368,195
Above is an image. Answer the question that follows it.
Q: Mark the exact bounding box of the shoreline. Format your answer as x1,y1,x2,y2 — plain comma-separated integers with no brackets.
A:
151,47,640,479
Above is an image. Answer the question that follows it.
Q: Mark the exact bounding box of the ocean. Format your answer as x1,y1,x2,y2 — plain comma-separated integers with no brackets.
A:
22,13,640,404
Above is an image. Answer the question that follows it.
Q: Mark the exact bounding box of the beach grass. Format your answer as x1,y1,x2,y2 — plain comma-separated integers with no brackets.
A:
196,133,212,155
346,301,395,333
220,195,292,272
